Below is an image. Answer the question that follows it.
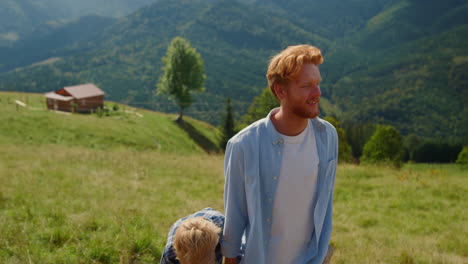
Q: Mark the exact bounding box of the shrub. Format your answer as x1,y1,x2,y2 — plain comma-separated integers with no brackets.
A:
342,122,376,160
361,125,403,166
324,116,353,162
413,141,462,163
456,146,468,168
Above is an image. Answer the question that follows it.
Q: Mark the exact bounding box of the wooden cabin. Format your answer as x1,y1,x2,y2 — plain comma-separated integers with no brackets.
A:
45,83,105,113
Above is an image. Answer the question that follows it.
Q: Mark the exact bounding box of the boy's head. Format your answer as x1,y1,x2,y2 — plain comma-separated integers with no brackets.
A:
173,217,221,264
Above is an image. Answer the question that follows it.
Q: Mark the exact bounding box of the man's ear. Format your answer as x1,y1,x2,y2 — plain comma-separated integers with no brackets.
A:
273,83,287,100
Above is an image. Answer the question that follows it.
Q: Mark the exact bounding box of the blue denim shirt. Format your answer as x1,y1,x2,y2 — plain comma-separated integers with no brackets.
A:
221,108,338,264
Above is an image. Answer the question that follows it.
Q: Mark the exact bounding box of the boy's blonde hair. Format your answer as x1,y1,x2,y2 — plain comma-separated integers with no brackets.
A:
173,217,221,264
266,45,323,99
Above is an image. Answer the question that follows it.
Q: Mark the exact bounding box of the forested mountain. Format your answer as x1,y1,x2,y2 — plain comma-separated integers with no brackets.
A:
0,0,331,123
0,0,156,45
325,0,468,138
0,0,466,140
0,15,117,72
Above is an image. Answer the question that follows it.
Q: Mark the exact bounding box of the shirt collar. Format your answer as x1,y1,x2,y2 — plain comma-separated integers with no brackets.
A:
265,107,324,145
265,108,284,145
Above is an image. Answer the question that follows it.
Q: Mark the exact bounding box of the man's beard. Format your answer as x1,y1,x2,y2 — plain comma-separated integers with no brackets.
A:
290,103,320,119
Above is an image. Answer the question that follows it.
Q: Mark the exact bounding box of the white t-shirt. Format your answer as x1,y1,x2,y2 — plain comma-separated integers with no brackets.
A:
267,121,319,264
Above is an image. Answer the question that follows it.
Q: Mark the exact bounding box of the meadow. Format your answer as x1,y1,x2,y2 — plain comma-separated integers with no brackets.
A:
0,92,467,263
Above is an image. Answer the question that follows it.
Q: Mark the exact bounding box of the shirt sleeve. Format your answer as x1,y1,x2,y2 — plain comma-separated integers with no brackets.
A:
221,140,248,258
160,249,173,264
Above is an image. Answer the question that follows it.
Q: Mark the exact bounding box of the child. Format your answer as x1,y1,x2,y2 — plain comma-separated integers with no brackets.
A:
160,208,224,264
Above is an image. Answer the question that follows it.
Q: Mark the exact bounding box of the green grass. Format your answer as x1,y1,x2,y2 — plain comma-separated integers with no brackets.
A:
1,92,467,263
333,163,467,263
0,92,221,153
0,143,225,263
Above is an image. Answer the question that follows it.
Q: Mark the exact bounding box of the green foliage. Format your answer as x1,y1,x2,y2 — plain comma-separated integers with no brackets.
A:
112,103,119,111
324,116,353,163
240,87,279,129
412,140,463,163
404,133,421,161
362,125,404,166
157,36,206,121
456,146,468,168
0,0,466,140
342,122,376,159
0,0,155,44
220,98,236,151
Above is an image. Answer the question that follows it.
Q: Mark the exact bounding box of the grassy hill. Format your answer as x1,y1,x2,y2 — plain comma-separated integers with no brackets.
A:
0,92,221,153
0,141,466,263
0,93,467,263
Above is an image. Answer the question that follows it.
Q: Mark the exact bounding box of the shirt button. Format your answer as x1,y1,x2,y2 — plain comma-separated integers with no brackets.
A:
273,176,277,180
277,151,281,155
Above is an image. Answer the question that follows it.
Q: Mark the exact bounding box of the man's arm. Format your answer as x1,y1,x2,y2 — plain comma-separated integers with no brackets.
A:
221,140,248,259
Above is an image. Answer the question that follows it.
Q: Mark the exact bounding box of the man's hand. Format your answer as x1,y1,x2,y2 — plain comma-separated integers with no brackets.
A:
224,257,238,264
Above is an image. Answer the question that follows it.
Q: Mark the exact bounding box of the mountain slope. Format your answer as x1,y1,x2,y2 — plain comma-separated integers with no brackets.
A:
0,0,157,45
0,15,117,72
0,92,221,153
0,0,466,139
325,0,468,139
0,0,333,124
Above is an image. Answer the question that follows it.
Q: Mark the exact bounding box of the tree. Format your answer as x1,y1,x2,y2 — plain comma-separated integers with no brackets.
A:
361,125,404,166
324,116,353,163
220,98,236,151
342,122,376,160
157,37,205,122
456,146,468,168
404,133,421,161
412,140,462,163
240,87,279,129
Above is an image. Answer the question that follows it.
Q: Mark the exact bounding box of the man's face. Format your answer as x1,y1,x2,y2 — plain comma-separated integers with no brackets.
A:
280,63,322,119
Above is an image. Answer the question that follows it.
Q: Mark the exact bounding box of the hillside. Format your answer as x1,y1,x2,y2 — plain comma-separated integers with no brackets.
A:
0,0,157,45
0,15,117,72
0,92,221,154
325,0,468,139
0,0,466,139
0,0,332,124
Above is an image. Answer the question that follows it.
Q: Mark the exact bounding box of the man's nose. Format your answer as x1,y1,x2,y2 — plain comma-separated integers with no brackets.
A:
310,85,321,96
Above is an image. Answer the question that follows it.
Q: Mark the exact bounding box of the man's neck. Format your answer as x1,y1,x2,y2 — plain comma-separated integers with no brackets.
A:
271,107,309,136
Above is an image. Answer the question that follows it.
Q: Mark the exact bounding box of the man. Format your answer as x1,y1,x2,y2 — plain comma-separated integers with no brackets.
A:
222,45,338,264
160,208,224,264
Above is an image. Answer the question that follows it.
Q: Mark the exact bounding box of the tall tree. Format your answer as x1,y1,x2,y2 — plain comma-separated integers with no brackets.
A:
157,37,205,122
221,98,236,151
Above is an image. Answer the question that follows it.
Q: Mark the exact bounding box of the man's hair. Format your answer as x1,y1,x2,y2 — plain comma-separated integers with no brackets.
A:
173,217,221,264
266,44,323,99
